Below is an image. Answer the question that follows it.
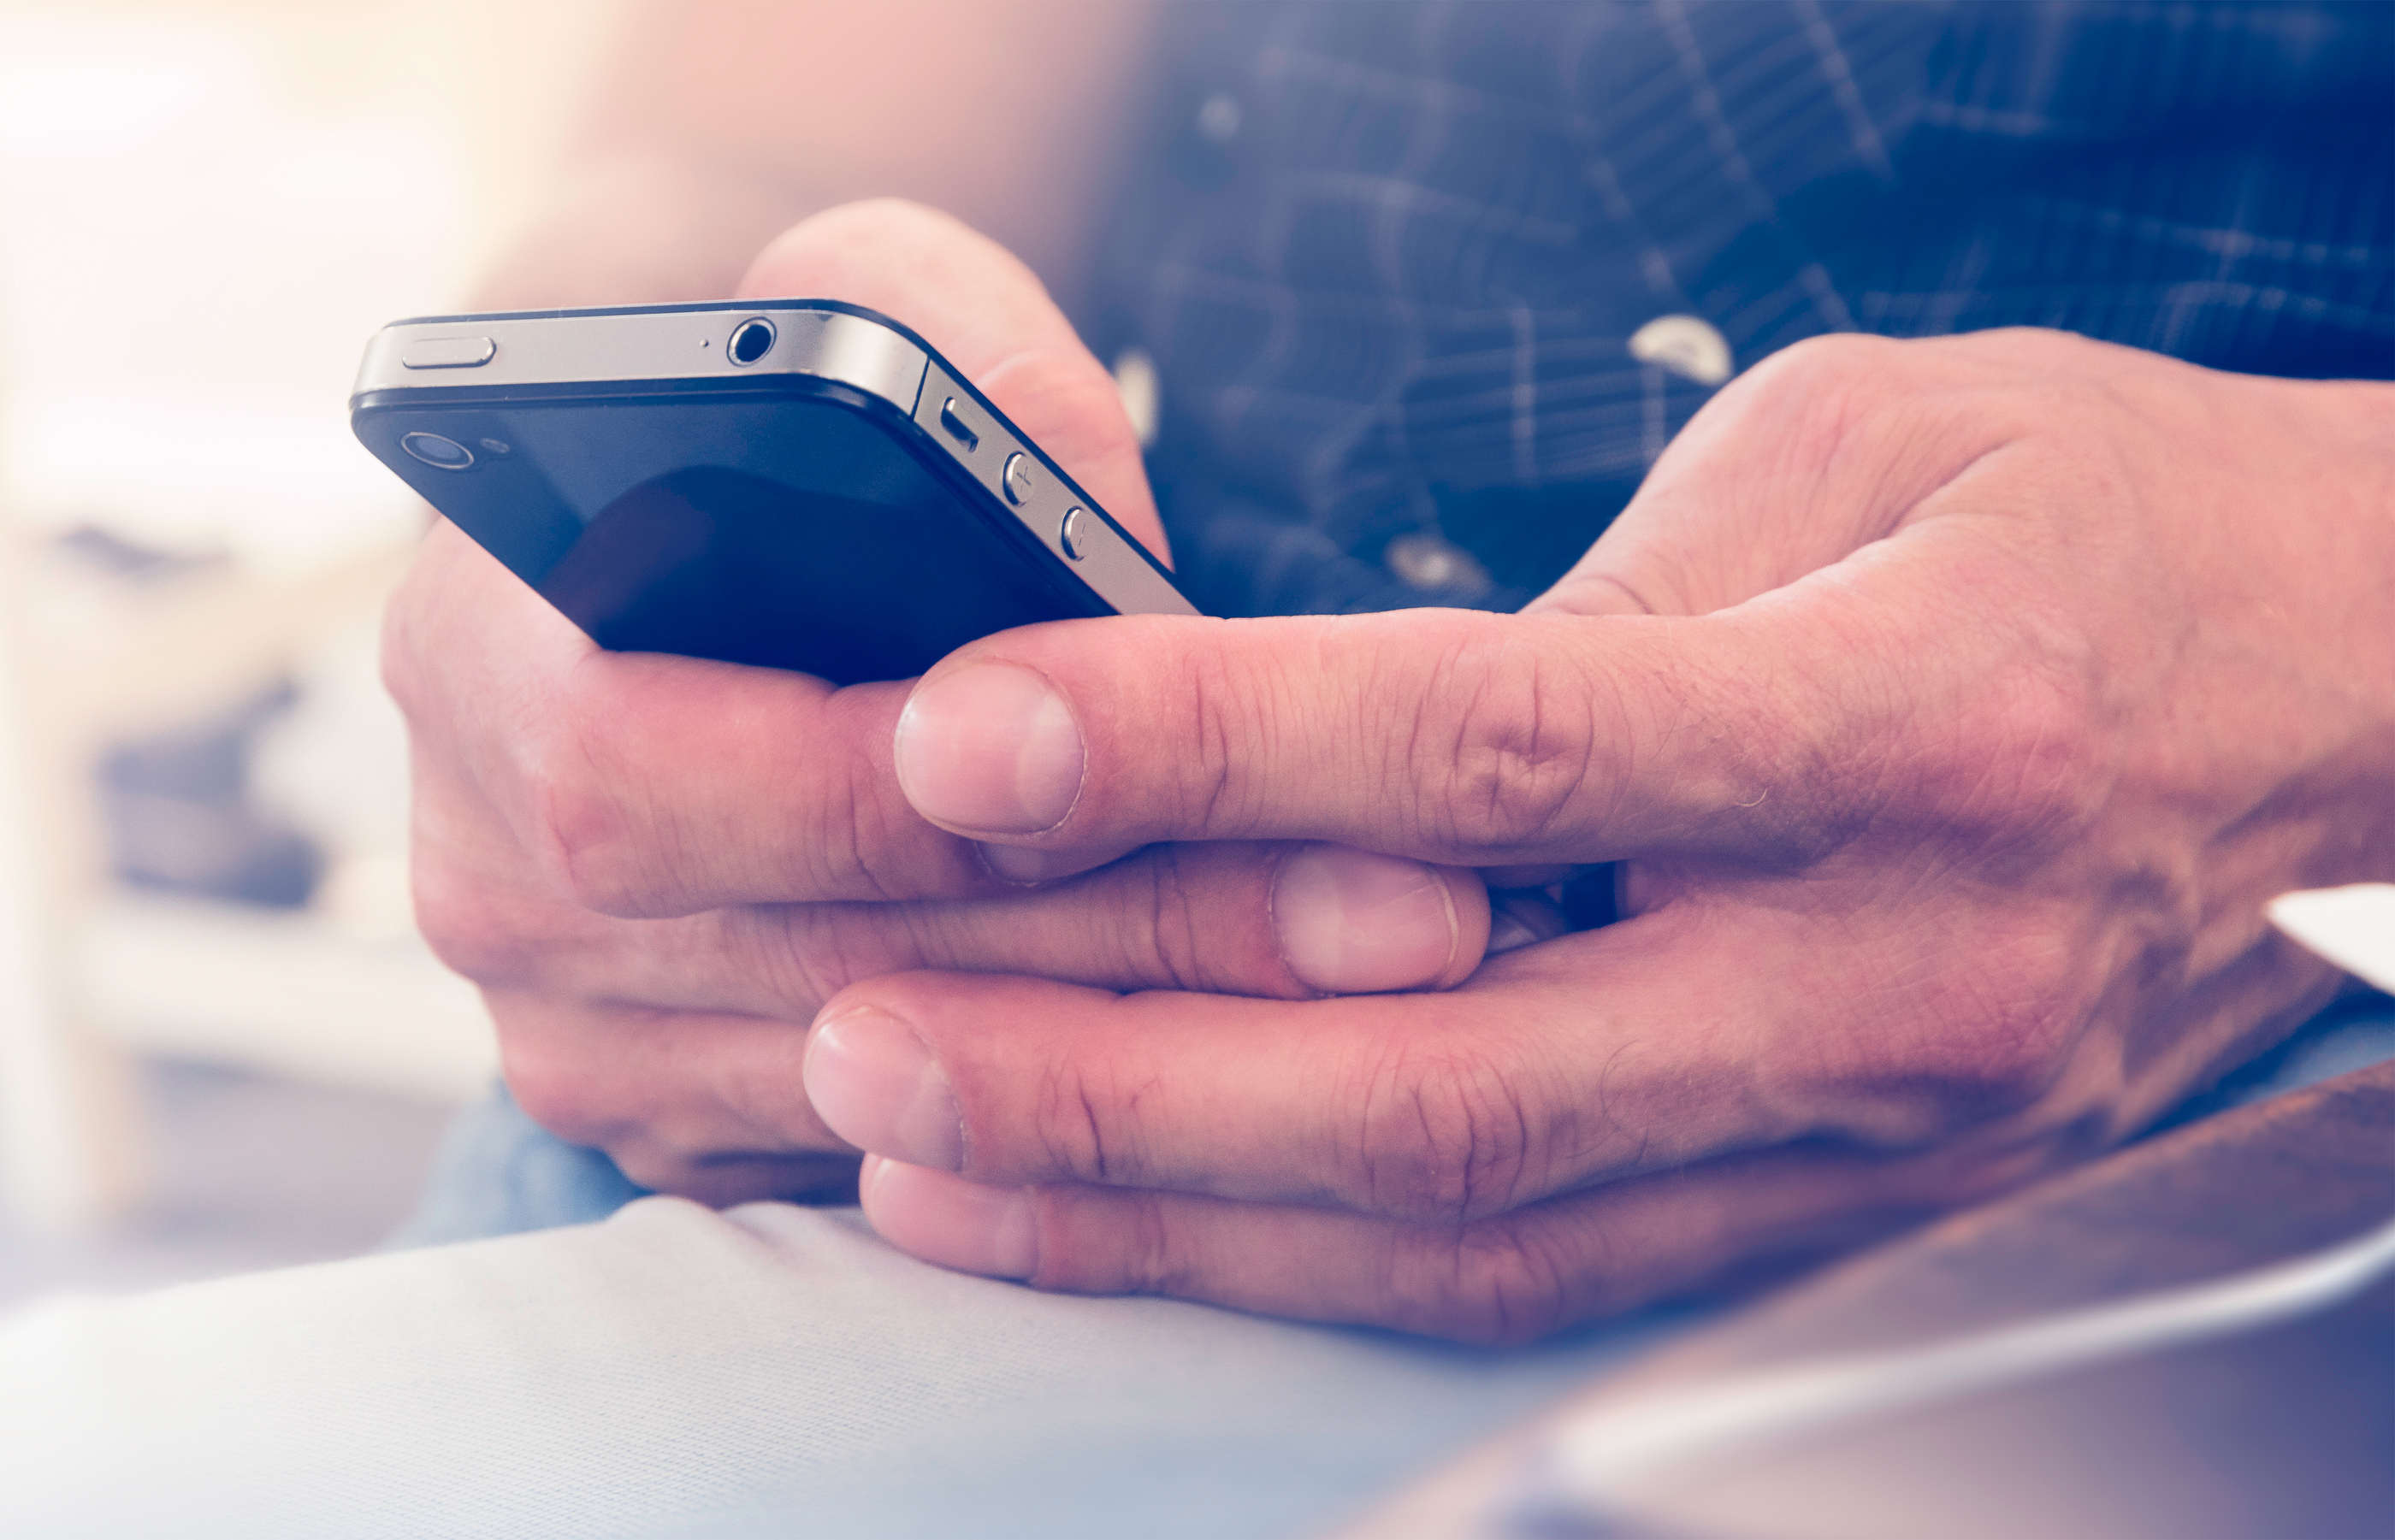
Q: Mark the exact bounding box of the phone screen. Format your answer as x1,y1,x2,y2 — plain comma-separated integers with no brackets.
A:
370,392,1112,684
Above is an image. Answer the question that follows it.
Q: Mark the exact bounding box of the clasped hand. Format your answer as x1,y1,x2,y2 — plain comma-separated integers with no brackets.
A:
390,201,2395,1342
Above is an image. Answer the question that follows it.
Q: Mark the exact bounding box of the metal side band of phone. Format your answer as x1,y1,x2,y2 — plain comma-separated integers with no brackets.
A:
910,361,1189,618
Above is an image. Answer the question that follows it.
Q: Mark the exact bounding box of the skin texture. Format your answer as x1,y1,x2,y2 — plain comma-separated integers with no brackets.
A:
799,324,2395,1343
387,204,1487,1204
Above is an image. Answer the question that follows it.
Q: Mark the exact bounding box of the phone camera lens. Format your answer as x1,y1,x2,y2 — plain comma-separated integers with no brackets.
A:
399,431,475,470
728,317,777,366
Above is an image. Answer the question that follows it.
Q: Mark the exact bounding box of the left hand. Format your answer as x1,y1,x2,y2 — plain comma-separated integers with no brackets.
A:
392,200,1491,1206
800,329,2395,1342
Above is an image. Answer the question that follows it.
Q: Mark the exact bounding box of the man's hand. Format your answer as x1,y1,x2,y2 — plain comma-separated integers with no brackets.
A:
386,201,1489,1204
804,329,2395,1341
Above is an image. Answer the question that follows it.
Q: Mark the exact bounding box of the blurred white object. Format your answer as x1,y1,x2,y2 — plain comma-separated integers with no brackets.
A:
81,894,494,1104
1111,346,1161,449
0,538,460,1230
1628,314,1734,386
2268,882,2395,994
0,0,613,575
0,13,452,573
250,612,412,912
0,559,141,1230
0,0,613,1233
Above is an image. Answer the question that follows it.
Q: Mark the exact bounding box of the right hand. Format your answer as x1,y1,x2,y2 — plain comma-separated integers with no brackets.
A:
385,201,1492,1204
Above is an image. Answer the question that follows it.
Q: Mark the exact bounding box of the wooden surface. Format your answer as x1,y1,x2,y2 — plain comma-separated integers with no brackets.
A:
1335,1059,2395,1540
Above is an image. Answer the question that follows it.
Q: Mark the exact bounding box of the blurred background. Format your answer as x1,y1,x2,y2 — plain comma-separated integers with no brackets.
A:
0,0,618,1304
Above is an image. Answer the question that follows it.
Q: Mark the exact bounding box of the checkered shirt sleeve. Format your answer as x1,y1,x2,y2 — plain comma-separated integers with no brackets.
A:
1103,1,2395,617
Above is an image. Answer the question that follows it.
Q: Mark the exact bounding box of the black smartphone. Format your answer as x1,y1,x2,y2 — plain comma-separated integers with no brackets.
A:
350,299,1196,685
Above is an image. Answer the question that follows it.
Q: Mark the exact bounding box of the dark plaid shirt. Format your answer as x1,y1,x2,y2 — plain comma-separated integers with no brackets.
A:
1099,1,2395,618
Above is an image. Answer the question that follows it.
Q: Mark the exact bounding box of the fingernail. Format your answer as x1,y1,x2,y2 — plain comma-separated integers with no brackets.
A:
895,663,1084,835
976,841,1079,885
861,1156,1038,1280
977,838,1054,886
803,1008,964,1171
976,839,1142,887
1271,842,1459,994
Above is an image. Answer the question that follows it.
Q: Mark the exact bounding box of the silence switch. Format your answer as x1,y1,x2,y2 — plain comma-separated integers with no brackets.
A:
937,398,979,451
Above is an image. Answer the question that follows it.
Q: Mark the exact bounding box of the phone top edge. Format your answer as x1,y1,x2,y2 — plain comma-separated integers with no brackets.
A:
353,304,931,419
383,297,925,342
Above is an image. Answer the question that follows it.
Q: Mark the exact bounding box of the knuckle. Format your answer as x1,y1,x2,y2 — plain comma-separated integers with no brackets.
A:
813,752,906,900
510,653,706,918
1131,847,1215,992
1028,1053,1156,1188
410,855,540,987
512,711,658,918
748,202,1030,332
737,904,865,1019
1423,629,1600,852
1903,645,2111,855
1736,333,1908,429
1381,1218,1576,1346
1118,844,1295,997
1032,1186,1181,1296
1345,1034,1551,1221
1723,334,1954,513
498,1023,624,1151
983,350,1138,472
1837,929,2087,1146
1943,938,2089,1112
1175,624,1273,833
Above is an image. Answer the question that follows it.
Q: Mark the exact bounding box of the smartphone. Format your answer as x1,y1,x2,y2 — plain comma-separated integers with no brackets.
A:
350,299,1197,685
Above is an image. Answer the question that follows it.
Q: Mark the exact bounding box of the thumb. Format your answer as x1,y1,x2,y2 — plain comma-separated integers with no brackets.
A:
887,605,1856,870
738,198,1165,561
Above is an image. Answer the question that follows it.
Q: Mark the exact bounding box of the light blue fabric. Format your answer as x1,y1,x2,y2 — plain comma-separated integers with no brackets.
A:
4,1196,1703,1540
381,1095,1712,1540
384,1080,645,1250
